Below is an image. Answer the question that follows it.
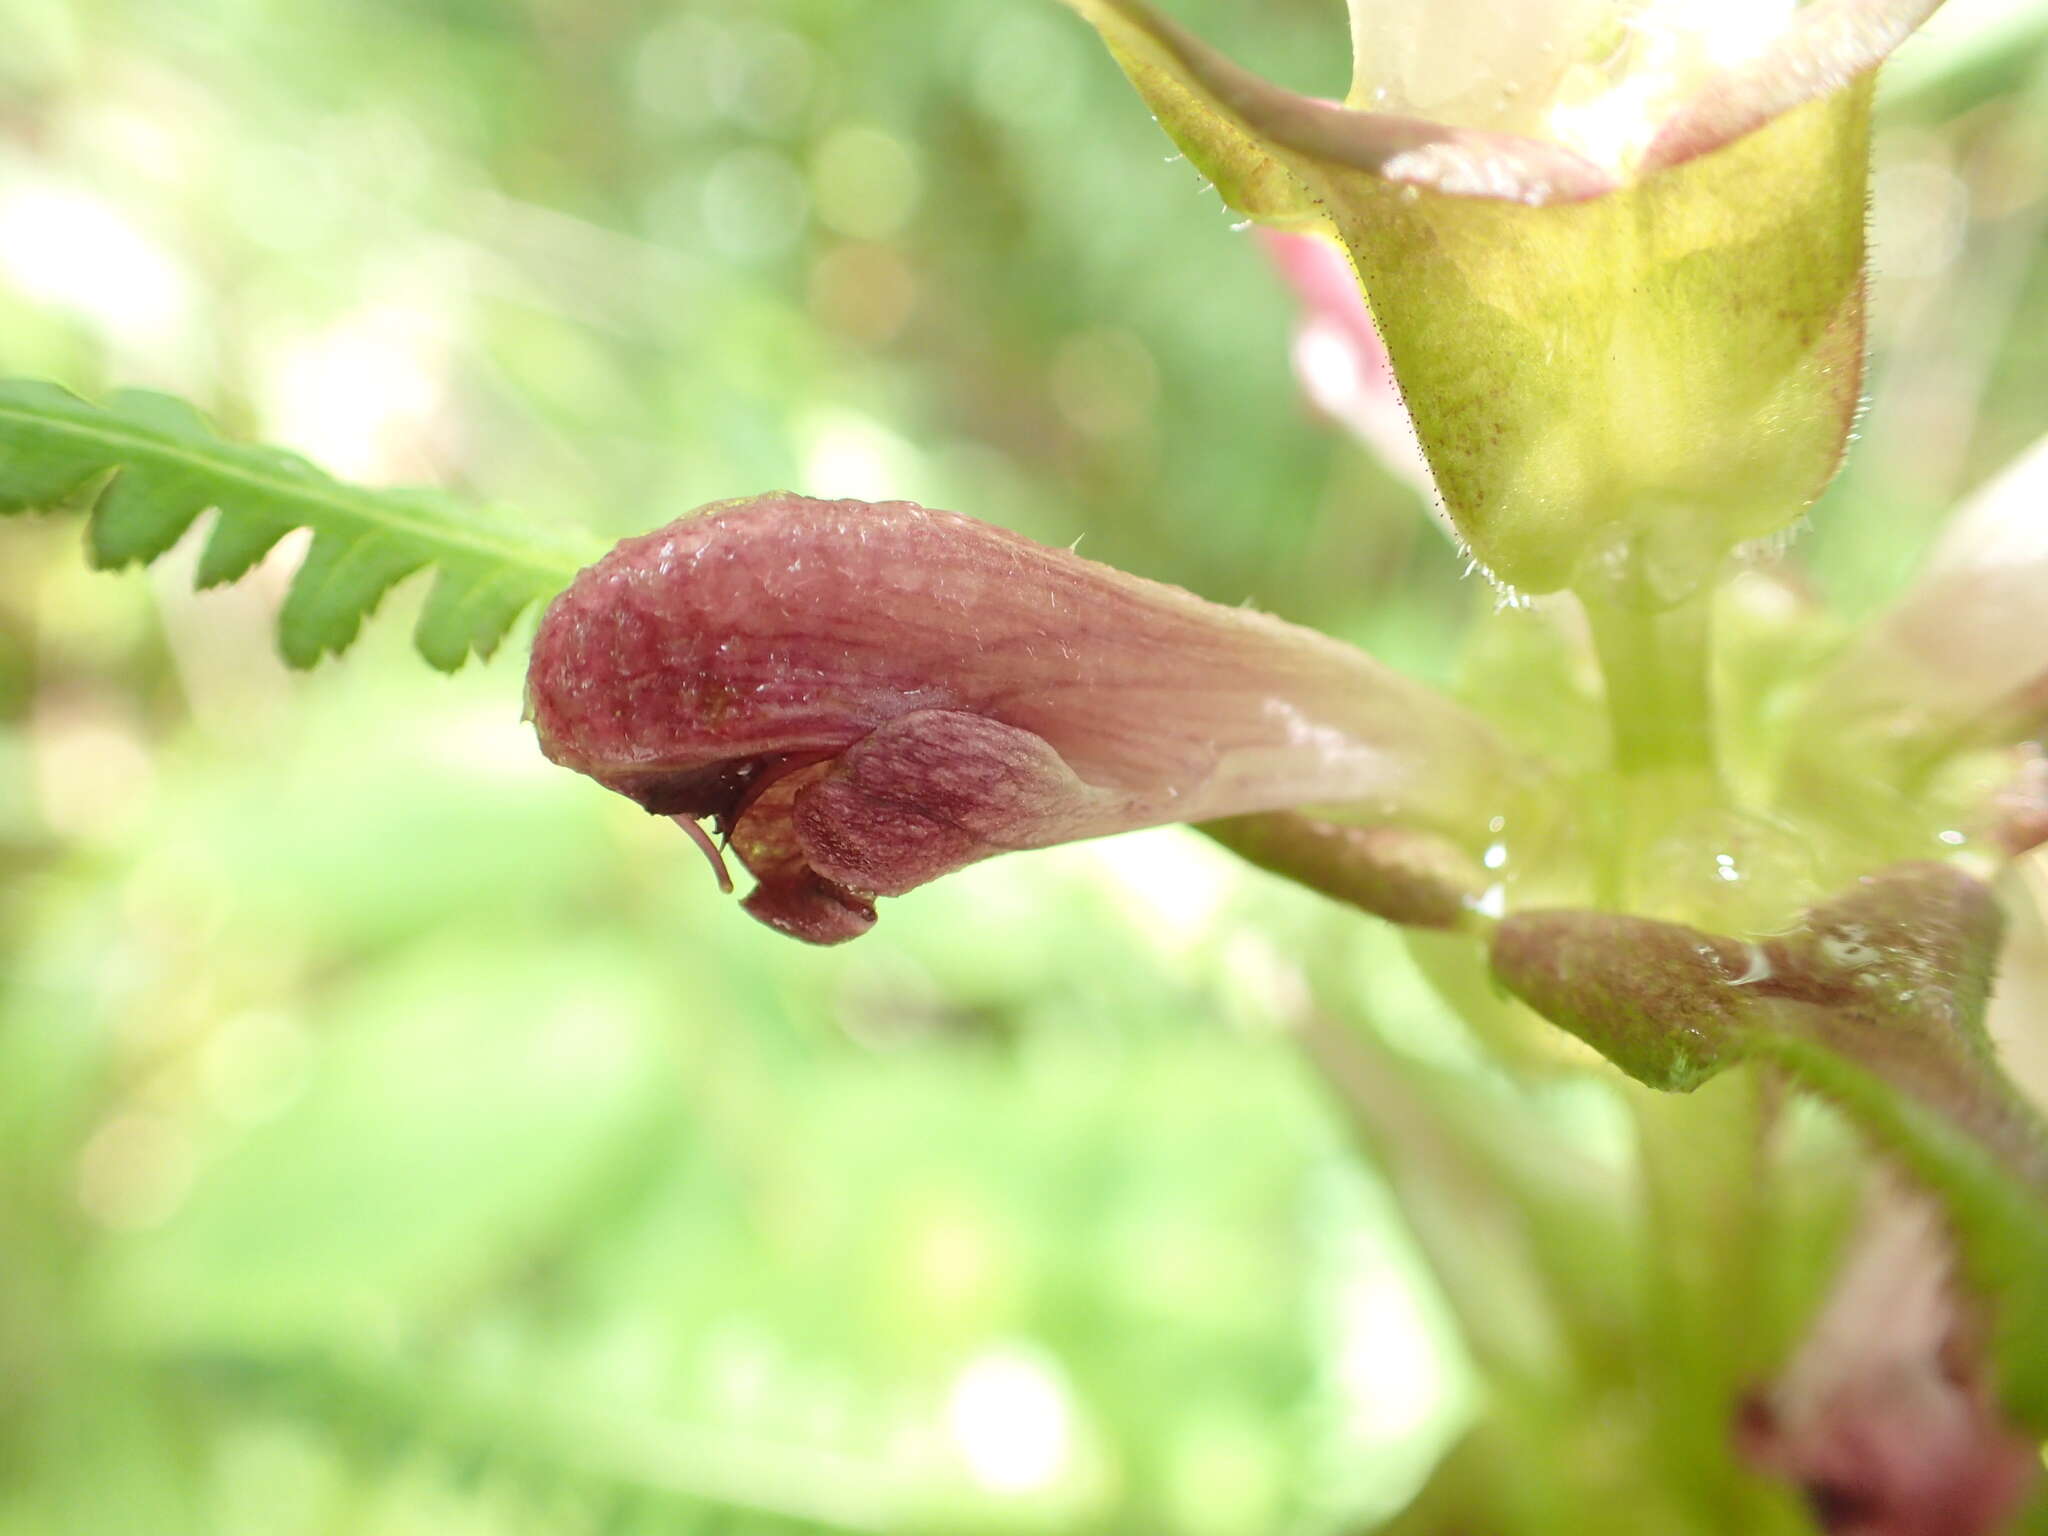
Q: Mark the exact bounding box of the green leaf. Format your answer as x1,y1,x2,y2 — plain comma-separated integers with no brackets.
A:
174,1346,909,1533
0,378,601,670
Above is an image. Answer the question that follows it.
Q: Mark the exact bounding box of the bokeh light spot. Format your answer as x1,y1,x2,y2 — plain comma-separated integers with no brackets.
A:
812,125,923,241
946,1345,1076,1496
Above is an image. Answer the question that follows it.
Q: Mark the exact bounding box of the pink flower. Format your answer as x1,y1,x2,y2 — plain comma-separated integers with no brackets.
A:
526,494,1521,942
1740,1192,2039,1536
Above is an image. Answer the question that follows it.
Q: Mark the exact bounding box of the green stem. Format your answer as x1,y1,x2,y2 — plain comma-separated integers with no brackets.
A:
1629,1075,1781,1521
1583,586,1718,781
1580,580,1723,906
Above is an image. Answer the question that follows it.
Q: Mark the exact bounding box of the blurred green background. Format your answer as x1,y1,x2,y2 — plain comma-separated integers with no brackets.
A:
2,1,2046,1531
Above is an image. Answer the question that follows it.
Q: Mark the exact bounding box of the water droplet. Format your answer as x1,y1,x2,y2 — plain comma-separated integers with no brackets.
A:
1818,927,1883,971
1728,944,1772,986
1639,810,1820,933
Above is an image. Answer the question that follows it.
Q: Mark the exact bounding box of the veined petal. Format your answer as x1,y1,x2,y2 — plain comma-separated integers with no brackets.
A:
527,494,1524,943
1343,0,1933,179
1345,0,1800,172
1345,0,1615,135
1644,0,1951,171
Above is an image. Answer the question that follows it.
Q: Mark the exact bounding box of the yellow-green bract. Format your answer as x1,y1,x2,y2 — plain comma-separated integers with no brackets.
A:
1061,0,1945,597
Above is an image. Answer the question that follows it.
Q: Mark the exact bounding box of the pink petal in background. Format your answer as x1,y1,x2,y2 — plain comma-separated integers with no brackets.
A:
1258,228,1439,504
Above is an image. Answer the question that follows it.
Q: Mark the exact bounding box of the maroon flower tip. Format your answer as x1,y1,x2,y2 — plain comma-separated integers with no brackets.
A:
525,494,1055,944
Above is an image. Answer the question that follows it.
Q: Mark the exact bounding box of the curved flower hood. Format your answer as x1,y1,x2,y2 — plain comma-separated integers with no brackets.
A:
526,494,1523,942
